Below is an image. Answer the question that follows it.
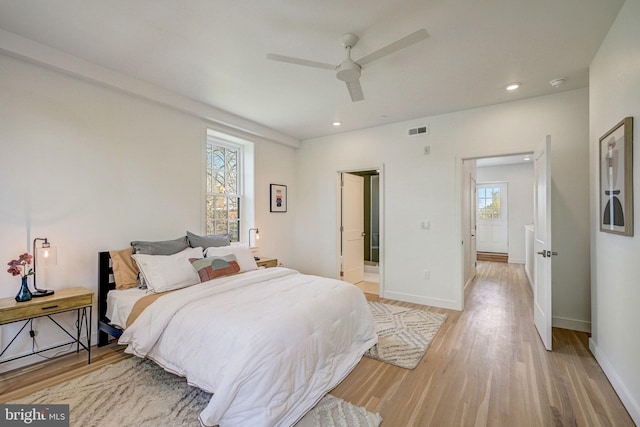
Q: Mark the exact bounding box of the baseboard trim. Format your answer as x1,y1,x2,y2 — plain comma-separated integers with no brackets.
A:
508,258,525,264
464,275,475,290
552,316,591,333
364,265,379,273
589,338,640,425
382,291,461,311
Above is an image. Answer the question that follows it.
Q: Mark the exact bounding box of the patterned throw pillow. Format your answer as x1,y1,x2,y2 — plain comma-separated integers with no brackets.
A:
189,254,240,282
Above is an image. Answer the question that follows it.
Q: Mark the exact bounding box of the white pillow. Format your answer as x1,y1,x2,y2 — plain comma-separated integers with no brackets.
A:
204,245,258,272
132,247,203,293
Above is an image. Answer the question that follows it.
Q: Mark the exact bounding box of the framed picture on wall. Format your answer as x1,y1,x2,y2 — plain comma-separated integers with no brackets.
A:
270,184,287,213
599,117,633,236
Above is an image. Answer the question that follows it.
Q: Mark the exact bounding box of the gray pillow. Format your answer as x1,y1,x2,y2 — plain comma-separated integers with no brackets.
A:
131,236,189,255
187,231,230,249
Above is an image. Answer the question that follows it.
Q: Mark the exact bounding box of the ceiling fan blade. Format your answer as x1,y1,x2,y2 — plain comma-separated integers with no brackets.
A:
346,80,364,102
266,53,336,70
356,28,429,67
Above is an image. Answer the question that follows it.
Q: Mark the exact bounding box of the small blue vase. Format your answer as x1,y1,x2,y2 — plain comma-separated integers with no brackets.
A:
15,276,32,302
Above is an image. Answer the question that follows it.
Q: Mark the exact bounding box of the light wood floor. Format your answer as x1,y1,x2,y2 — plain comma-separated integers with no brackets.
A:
356,280,379,296
0,262,634,426
334,262,634,426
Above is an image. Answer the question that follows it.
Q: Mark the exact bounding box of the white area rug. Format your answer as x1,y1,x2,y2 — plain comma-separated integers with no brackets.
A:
12,357,381,427
365,301,447,369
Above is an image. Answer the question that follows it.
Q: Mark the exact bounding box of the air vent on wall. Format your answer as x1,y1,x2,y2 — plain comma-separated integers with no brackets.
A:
408,125,428,136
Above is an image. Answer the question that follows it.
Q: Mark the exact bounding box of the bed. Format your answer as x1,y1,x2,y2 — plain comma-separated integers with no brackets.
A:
97,248,377,427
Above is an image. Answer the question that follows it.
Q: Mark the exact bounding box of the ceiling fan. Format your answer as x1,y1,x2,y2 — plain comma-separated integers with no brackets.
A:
267,28,429,102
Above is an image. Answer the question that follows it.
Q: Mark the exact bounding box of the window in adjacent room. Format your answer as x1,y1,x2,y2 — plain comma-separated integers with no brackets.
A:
478,186,501,219
206,138,242,242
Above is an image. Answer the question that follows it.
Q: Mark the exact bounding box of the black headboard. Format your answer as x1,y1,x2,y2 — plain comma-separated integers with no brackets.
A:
97,251,123,346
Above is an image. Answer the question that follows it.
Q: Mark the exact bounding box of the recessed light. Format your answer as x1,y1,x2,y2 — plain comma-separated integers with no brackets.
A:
523,156,531,161
333,121,341,126
549,78,566,88
506,83,520,91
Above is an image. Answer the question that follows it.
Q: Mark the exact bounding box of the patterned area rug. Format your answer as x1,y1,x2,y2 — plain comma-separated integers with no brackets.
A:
365,302,447,369
11,357,381,427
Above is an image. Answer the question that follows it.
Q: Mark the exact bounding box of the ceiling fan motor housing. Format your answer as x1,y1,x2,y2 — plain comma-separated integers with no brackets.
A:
336,60,361,82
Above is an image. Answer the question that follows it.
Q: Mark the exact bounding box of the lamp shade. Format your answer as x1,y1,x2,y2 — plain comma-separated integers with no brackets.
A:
249,228,260,248
38,246,58,266
32,237,56,296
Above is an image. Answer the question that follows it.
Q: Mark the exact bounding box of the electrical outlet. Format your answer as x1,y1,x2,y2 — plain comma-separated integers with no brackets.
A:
424,270,430,279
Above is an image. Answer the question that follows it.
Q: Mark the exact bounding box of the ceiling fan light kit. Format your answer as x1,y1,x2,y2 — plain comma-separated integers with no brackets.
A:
267,29,429,102
336,58,361,83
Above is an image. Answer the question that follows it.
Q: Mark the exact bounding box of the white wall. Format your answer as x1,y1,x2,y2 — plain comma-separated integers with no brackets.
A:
295,88,590,320
0,53,297,367
253,141,297,266
589,0,640,423
477,163,534,264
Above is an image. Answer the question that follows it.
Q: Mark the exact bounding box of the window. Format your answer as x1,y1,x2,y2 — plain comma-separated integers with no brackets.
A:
206,139,241,241
478,186,501,219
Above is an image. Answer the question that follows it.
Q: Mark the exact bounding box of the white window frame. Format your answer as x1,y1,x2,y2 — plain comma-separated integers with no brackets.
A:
205,135,244,242
477,185,502,220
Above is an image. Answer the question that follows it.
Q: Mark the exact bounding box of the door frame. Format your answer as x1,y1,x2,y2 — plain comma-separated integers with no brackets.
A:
469,176,477,285
456,150,535,311
336,165,385,295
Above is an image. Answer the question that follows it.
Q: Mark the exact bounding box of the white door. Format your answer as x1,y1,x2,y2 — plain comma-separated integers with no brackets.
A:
533,136,553,351
476,182,509,253
470,178,477,276
341,173,365,284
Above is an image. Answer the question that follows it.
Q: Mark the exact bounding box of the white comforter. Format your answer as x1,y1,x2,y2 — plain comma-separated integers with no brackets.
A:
118,267,377,427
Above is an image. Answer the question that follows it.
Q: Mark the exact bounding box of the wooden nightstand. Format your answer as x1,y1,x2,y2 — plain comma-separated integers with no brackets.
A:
256,257,278,268
0,287,94,365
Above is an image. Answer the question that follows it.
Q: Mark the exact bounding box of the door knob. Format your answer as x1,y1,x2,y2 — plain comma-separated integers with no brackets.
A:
537,250,557,258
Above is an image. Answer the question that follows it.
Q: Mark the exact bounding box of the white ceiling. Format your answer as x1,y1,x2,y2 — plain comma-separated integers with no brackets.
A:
476,154,533,168
0,0,624,142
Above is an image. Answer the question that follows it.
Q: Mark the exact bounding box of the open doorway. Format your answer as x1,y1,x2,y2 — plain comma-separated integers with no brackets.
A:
460,141,555,350
462,153,534,287
476,181,509,261
337,168,383,296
